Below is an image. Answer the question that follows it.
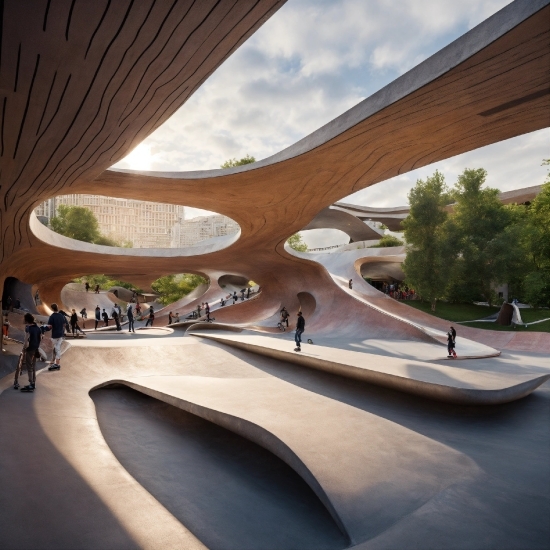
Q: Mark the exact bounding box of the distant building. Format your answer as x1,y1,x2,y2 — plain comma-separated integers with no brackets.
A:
170,214,239,248
35,195,185,248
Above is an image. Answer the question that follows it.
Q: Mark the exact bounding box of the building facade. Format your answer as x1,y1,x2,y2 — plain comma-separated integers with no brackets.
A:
170,214,240,248
36,195,186,248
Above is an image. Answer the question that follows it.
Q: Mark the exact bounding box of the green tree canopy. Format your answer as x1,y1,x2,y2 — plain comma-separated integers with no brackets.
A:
151,274,208,305
445,168,517,305
50,205,101,243
368,234,404,248
50,205,132,247
220,155,256,169
287,233,308,252
401,170,452,311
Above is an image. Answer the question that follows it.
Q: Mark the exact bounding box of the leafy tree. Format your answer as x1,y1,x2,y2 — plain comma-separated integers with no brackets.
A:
401,171,452,311
368,234,404,248
50,205,132,247
74,275,141,293
220,155,256,169
287,233,308,252
520,169,550,306
50,205,100,243
445,169,516,305
151,274,208,305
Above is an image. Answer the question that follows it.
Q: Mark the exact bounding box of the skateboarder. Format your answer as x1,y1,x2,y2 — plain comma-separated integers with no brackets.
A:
46,304,66,371
294,311,305,352
14,313,43,391
70,309,85,337
447,327,457,358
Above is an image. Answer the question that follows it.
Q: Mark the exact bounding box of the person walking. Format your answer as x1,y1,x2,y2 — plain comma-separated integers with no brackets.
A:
447,327,457,358
246,287,250,299
294,311,305,352
168,312,173,324
102,309,109,327
70,309,85,337
232,292,237,304
240,289,246,301
145,306,154,327
14,313,42,391
197,303,202,318
127,303,135,333
349,279,353,289
94,306,101,330
85,282,90,292
47,304,66,371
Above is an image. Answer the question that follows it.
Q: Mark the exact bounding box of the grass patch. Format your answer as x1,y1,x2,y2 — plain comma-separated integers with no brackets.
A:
402,301,499,322
402,301,550,332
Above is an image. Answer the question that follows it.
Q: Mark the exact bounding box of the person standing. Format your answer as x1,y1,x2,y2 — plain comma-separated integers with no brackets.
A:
102,309,109,327
94,306,101,330
15,313,42,391
168,312,173,324
85,282,90,292
47,304,66,371
349,279,353,289
232,292,237,304
111,307,122,331
294,311,305,352
197,303,202,318
127,303,135,333
447,327,457,358
173,312,180,323
246,287,250,299
94,284,100,294
145,306,154,327
280,307,289,328
70,309,85,337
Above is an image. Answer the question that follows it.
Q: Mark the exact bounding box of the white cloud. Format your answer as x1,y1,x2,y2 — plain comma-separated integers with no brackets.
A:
115,0,542,219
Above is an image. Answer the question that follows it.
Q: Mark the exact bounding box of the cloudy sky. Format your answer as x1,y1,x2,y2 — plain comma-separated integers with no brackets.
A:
114,0,549,244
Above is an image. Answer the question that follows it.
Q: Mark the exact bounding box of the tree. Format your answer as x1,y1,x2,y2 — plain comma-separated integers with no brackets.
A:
401,171,452,311
50,205,132,247
446,168,515,305
287,233,308,252
220,155,256,169
368,234,404,248
50,205,100,243
151,274,208,305
520,166,550,306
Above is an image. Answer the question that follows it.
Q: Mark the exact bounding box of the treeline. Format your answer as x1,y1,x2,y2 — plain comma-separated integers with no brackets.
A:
402,165,550,310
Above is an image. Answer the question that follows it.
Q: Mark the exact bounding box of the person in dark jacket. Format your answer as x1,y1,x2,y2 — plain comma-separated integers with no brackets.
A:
145,306,154,327
294,311,305,352
127,303,135,333
70,309,85,337
102,309,109,327
15,313,42,391
447,327,457,358
112,308,121,331
95,306,101,330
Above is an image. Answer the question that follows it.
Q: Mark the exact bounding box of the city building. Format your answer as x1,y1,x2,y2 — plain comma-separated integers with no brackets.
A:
36,195,186,248
170,214,240,248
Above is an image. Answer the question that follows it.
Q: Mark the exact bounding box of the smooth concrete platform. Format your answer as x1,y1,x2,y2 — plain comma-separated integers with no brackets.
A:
190,331,550,405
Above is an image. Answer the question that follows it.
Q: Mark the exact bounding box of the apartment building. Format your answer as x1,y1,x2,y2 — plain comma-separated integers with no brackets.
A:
36,195,186,248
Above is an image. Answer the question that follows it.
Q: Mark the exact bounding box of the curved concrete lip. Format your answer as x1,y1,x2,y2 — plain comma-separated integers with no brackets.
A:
30,212,241,258
191,331,548,405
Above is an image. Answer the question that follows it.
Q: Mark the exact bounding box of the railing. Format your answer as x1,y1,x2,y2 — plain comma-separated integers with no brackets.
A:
306,244,345,252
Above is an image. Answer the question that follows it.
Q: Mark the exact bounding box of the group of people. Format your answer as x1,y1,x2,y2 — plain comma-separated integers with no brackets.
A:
382,283,416,300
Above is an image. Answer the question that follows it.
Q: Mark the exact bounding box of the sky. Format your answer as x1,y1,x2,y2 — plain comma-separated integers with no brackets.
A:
114,0,549,246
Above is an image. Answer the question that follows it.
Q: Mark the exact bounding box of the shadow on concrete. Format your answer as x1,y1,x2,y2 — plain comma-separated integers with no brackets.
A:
204,341,550,548
91,386,348,550
0,386,137,549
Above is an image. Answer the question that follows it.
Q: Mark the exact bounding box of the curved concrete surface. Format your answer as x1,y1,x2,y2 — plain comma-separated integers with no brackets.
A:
304,207,383,242
191,331,548,405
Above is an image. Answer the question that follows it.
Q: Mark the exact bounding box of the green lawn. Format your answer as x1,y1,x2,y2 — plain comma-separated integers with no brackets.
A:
401,300,550,332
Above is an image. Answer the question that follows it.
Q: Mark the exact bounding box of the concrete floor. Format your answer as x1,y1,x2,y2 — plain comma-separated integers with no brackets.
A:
0,330,548,549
